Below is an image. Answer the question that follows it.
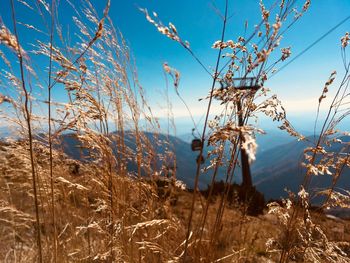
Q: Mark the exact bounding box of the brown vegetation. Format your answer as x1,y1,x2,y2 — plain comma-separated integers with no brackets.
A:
0,0,349,262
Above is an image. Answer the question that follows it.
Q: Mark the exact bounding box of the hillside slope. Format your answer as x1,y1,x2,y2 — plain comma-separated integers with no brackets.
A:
252,136,350,200
57,132,350,202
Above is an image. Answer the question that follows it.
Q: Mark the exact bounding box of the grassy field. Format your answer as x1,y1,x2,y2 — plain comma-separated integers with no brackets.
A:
0,0,350,262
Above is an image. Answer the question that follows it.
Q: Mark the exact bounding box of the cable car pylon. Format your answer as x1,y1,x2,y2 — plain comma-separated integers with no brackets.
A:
234,77,261,190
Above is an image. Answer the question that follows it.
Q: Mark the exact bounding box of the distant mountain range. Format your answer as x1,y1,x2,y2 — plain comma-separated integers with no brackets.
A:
253,136,350,201
180,131,350,201
57,131,207,188
1,127,348,202
179,129,300,153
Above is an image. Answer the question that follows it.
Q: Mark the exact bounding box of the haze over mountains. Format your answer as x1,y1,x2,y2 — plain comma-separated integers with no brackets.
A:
254,136,350,200
0,126,348,202
54,129,349,201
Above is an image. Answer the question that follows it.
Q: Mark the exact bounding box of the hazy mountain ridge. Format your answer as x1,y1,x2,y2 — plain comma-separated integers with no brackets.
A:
253,136,350,200
57,131,207,189
160,132,350,201
2,130,349,202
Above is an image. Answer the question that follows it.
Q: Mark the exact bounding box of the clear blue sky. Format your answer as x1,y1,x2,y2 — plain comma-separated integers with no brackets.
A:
114,0,350,121
1,0,349,133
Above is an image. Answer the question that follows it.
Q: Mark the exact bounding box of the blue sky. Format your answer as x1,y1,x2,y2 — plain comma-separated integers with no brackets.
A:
0,0,349,133
103,0,350,131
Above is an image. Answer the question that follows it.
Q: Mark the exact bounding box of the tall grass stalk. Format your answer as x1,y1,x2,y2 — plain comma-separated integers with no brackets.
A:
9,0,43,261
182,1,228,259
47,0,57,261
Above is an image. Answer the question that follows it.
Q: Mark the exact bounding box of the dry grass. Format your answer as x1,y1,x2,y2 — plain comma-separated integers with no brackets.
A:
1,140,348,262
0,0,350,262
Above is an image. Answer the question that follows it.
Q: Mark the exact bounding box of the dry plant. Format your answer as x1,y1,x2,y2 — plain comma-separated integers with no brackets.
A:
142,0,350,262
267,31,350,263
0,0,185,262
0,0,349,262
